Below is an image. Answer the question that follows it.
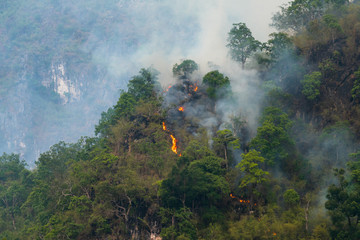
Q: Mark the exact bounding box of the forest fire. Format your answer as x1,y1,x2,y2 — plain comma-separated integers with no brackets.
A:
170,135,177,154
189,83,198,92
230,193,251,204
178,106,184,112
163,85,172,93
162,122,179,155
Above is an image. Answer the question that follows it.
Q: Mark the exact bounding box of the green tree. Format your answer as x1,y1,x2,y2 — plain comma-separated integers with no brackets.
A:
172,59,199,79
227,22,261,69
202,70,231,100
160,141,229,218
322,14,343,44
236,150,269,209
0,153,32,237
283,189,300,208
95,68,161,136
301,71,322,100
213,129,240,169
127,68,160,101
272,0,325,32
264,32,293,62
351,67,360,102
250,107,293,167
160,207,197,240
325,160,360,239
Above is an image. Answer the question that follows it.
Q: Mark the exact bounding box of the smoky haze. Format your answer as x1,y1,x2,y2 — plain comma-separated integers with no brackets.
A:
0,0,289,166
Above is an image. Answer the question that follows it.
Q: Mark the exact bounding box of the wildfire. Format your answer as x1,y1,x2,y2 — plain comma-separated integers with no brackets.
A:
194,86,198,92
230,193,251,204
170,135,177,154
178,106,184,112
163,85,172,93
161,122,180,155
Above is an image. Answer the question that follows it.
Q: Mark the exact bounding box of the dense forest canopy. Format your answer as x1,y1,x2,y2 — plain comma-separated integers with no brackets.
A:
2,0,360,239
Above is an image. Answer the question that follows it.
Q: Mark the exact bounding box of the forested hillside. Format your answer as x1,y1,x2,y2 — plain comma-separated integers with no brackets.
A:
2,0,360,239
0,0,199,165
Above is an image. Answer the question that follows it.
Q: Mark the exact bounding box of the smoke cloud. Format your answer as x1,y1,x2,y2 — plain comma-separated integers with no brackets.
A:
0,0,289,165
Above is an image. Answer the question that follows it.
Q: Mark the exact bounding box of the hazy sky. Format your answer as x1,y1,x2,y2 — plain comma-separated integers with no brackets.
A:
127,0,290,85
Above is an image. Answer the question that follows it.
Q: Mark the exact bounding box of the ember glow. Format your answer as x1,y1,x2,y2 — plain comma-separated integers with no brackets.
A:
178,106,184,112
163,85,172,93
230,193,251,204
170,135,177,154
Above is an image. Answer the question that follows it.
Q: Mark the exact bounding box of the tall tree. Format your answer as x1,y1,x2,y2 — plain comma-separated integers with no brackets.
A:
213,129,240,169
236,150,269,210
226,23,261,69
271,0,325,32
325,161,360,239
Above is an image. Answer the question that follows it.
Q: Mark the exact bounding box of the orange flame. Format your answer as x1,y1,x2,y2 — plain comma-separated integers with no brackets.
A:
230,193,251,204
163,85,172,93
178,106,184,112
194,85,198,92
162,122,167,131
273,233,277,236
170,135,177,154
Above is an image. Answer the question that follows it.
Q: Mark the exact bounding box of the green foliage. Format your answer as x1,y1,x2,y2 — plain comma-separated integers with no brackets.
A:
283,189,300,207
160,208,197,240
237,150,269,189
301,71,322,100
173,59,199,79
95,68,161,136
351,67,360,101
325,160,360,239
228,213,281,240
0,153,32,239
264,32,293,62
213,129,240,168
160,152,229,210
271,0,325,32
202,70,231,100
5,3,360,238
227,22,261,68
250,107,293,166
127,67,160,101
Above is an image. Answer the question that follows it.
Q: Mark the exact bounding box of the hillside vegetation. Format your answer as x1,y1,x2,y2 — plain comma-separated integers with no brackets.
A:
1,0,360,239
